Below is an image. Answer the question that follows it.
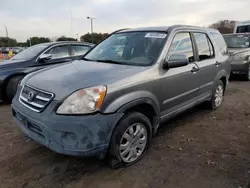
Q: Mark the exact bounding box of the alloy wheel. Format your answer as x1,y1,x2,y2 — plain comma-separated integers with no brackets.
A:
214,85,224,107
119,123,148,163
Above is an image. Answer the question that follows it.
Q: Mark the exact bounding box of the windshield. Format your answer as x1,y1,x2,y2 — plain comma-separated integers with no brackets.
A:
10,44,48,60
223,35,250,48
85,31,167,66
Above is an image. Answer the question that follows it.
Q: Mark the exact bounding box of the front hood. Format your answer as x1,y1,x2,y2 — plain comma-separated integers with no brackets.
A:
26,60,149,100
228,48,249,56
0,59,27,69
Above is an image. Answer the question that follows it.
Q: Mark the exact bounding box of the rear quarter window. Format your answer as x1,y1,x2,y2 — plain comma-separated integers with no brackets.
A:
210,32,228,55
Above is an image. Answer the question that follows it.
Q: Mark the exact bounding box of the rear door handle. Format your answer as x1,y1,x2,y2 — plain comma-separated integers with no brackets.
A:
191,66,199,73
215,61,222,67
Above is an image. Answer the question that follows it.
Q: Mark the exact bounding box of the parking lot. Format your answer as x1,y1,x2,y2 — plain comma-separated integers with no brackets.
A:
0,81,249,188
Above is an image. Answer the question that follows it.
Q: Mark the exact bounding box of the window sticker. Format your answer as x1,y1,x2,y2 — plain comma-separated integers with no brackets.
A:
145,33,167,39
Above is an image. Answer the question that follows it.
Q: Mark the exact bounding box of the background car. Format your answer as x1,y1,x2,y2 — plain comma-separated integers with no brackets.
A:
0,41,94,102
223,33,250,80
11,47,23,54
234,20,250,33
1,47,10,53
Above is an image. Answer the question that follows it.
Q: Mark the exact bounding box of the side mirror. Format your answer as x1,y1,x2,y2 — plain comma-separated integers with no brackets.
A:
163,54,189,69
38,54,52,62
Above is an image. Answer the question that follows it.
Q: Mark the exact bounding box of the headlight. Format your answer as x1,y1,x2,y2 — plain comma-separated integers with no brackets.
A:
57,86,106,114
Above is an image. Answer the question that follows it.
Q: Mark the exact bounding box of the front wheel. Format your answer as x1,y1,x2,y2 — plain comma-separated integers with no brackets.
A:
6,76,24,101
244,64,250,81
108,112,152,169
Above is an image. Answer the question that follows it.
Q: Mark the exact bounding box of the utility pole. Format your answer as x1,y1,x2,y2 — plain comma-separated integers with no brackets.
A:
4,26,8,38
4,26,10,47
87,17,95,43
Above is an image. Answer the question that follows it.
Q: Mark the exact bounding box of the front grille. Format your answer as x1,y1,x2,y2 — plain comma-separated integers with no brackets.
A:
19,84,54,112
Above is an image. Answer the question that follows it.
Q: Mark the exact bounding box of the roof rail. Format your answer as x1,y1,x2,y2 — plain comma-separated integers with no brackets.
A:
108,28,130,36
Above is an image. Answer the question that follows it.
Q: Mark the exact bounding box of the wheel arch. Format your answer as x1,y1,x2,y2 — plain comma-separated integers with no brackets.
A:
117,98,160,135
2,73,26,100
214,69,229,92
101,90,161,133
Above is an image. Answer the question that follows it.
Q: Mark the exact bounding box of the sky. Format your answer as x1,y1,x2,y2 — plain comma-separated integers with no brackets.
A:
0,0,250,42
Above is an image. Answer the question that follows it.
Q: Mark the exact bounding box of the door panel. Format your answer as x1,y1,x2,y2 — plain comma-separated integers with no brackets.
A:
160,32,200,117
192,32,217,96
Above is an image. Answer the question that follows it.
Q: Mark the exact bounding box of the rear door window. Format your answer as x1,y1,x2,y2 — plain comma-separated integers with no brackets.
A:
193,33,214,61
71,45,91,56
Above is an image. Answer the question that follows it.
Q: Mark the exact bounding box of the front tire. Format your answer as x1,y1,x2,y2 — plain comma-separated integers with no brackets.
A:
206,80,224,110
244,63,250,81
108,112,152,169
6,76,24,101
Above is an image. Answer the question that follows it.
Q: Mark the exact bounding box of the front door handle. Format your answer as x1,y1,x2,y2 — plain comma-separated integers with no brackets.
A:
191,66,199,73
215,61,222,67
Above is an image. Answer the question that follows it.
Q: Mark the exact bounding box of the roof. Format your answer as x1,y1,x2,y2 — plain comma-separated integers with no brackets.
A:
235,20,250,26
119,26,170,32
223,33,250,36
117,25,218,33
35,41,95,47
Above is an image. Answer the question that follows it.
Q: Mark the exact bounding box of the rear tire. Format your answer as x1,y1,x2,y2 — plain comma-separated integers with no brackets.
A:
107,112,152,169
6,76,24,101
244,63,250,81
206,80,224,110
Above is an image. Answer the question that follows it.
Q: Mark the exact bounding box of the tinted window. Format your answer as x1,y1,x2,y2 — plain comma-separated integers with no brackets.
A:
10,44,48,60
45,45,69,59
237,25,250,33
168,32,194,62
194,33,214,61
71,45,91,56
85,31,167,66
223,35,250,48
210,32,227,55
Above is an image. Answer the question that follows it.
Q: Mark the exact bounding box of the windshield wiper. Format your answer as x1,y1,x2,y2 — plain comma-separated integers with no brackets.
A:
95,59,123,65
82,57,91,61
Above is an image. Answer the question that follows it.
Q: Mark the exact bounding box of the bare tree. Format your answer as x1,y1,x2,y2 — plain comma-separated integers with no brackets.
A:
209,20,236,34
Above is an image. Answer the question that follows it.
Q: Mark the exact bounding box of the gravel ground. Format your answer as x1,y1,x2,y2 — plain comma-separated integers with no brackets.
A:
0,81,249,188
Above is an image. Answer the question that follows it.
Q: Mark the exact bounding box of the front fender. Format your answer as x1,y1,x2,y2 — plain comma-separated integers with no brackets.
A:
101,90,160,115
214,68,230,86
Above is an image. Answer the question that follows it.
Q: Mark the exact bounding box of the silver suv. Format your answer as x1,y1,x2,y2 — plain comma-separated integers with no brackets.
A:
12,25,231,168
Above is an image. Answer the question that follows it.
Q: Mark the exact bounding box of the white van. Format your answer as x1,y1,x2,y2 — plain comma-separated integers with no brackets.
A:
234,21,250,33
